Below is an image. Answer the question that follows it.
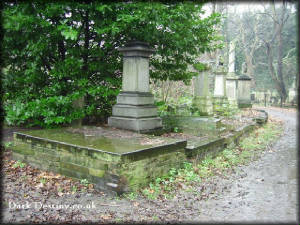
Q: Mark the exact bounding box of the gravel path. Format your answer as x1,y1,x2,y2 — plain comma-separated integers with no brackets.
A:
2,107,298,223
189,106,298,223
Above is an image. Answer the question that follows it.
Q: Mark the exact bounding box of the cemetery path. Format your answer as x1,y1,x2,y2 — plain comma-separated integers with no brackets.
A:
2,107,298,223
185,106,298,223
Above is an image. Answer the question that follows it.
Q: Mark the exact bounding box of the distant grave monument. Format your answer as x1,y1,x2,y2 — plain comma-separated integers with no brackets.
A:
213,56,229,113
108,40,162,132
192,61,213,116
237,62,252,108
226,41,238,109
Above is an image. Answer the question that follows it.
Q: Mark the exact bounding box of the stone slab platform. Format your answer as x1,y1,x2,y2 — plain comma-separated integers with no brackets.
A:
11,128,186,194
11,110,268,194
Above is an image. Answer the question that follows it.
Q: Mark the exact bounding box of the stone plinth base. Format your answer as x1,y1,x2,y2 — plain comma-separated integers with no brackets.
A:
238,99,252,108
192,96,213,116
108,92,162,132
228,99,238,109
108,116,162,133
212,96,229,113
116,91,154,105
112,105,158,118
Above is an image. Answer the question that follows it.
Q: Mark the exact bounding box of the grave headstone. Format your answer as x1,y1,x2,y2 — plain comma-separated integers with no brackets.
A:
226,41,238,109
192,67,213,116
213,57,229,113
237,62,252,108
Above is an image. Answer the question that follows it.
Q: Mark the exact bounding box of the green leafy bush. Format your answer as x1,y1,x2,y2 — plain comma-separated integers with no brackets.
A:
3,2,221,127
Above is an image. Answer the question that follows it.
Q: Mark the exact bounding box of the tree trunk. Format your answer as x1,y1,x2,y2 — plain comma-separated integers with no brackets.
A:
276,25,288,105
266,42,283,97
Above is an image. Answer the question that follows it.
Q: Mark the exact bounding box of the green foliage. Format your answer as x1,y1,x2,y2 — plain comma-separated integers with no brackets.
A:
4,142,13,148
156,96,200,117
39,178,47,184
214,103,240,117
4,95,87,127
80,179,89,187
12,160,26,169
3,2,221,127
122,192,137,200
193,62,210,72
71,186,77,194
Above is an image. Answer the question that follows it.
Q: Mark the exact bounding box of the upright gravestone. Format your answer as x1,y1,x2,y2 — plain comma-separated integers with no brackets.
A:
237,62,252,108
226,41,238,109
192,64,213,115
108,41,162,133
213,56,229,113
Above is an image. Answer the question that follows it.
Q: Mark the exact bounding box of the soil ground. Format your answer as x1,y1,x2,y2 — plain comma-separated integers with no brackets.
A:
1,107,298,223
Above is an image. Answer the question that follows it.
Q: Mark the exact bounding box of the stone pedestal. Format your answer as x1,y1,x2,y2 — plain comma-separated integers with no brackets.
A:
108,41,162,133
237,74,252,108
212,96,229,113
192,70,213,115
226,75,238,109
193,96,213,116
214,73,226,97
225,41,238,109
213,68,229,112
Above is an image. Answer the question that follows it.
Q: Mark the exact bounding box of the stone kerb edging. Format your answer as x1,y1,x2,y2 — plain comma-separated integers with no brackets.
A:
252,109,268,125
185,109,268,162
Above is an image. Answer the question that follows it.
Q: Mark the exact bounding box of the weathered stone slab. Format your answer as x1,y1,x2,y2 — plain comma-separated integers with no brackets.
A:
237,74,252,108
108,116,162,132
214,74,226,97
193,70,213,115
116,91,154,105
12,130,186,193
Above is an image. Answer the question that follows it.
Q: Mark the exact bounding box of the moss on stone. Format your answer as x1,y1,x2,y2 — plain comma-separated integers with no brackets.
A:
60,161,90,174
11,143,35,155
89,168,106,177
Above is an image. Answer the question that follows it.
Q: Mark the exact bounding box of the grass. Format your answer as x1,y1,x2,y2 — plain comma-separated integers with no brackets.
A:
123,192,138,200
71,186,77,194
137,121,283,200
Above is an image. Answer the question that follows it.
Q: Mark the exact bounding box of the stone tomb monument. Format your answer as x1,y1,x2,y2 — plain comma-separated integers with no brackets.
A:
213,56,229,112
237,62,252,108
108,41,162,132
192,63,213,116
225,41,238,109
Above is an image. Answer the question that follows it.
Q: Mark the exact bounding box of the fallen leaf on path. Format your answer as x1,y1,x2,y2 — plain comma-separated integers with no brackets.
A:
100,214,112,220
